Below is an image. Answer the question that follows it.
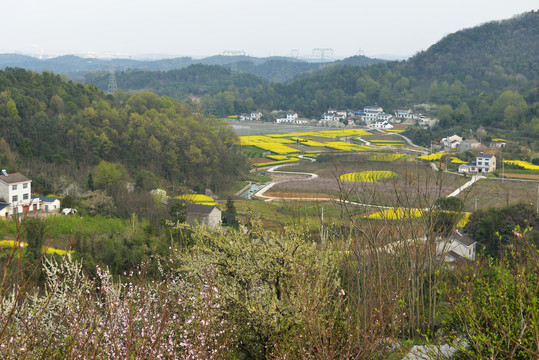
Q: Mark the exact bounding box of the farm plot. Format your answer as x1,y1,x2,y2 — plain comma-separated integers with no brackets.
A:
270,153,466,207
456,178,539,211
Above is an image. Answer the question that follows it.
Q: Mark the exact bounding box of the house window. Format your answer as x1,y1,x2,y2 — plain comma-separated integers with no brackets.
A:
23,193,28,200
23,183,28,189
12,185,17,191
12,195,18,202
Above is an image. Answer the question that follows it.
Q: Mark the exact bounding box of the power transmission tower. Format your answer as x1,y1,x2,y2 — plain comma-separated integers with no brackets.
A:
291,49,299,58
107,70,117,94
312,48,333,62
222,50,246,76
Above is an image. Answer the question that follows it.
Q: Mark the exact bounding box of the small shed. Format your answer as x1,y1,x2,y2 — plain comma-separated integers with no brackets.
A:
186,203,222,229
37,196,61,213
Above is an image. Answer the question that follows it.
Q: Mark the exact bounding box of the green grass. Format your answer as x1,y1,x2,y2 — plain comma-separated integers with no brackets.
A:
0,216,129,242
242,145,268,158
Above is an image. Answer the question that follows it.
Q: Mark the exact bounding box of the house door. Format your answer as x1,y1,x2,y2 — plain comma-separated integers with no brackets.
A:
33,204,37,213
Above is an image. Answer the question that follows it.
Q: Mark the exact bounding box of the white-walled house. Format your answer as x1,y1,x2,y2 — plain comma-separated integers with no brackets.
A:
476,153,496,173
362,106,383,123
371,120,394,129
458,153,496,174
441,134,463,149
437,231,477,262
0,172,40,216
286,111,298,120
377,113,393,122
37,196,61,213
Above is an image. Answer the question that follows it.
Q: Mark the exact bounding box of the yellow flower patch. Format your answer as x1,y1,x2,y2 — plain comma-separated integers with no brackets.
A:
268,129,371,139
456,213,471,228
266,155,288,161
253,158,300,167
503,160,539,170
324,142,370,152
366,208,424,220
290,138,326,147
339,171,398,182
0,240,27,248
385,129,405,133
418,153,451,161
0,240,73,255
174,194,217,206
367,154,405,162
451,157,467,164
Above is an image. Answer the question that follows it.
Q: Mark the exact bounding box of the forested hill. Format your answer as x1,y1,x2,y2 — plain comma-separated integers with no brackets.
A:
0,53,386,83
405,11,539,90
84,65,270,101
0,68,247,192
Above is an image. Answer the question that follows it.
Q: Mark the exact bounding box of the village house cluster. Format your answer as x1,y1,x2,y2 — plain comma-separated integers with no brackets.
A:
238,106,437,128
437,134,509,175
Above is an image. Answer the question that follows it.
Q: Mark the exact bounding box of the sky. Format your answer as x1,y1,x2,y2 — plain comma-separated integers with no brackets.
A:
1,0,537,60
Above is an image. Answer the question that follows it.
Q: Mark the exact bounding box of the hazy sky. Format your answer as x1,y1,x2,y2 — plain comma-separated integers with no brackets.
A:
1,0,537,59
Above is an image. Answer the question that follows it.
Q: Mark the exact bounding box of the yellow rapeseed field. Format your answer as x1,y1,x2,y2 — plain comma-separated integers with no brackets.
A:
253,158,300,167
323,142,371,152
268,129,371,139
504,160,539,170
366,208,424,220
367,154,405,162
450,157,467,164
174,194,217,206
266,155,288,161
418,153,451,161
339,171,398,182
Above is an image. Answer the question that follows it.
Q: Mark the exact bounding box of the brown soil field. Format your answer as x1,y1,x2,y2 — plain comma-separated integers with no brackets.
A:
249,158,275,164
456,178,539,211
502,173,539,180
262,191,335,200
363,134,403,141
269,153,467,207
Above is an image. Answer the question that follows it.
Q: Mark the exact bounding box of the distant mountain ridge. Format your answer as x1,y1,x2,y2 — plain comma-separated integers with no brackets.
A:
0,53,386,83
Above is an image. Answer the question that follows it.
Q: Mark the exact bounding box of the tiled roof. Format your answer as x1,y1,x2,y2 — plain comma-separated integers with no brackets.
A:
0,172,30,184
36,196,59,202
450,233,476,247
186,203,220,215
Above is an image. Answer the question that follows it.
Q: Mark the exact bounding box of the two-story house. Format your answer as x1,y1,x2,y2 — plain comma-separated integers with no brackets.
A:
362,106,383,123
0,171,40,216
458,153,497,174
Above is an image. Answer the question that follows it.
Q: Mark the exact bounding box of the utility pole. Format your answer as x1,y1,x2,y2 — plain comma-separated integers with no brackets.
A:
320,207,324,243
475,197,477,211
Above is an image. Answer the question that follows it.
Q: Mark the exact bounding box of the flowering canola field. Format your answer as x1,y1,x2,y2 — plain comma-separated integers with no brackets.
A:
339,171,398,182
366,208,424,220
367,154,405,162
174,194,217,206
504,160,539,170
268,129,371,139
418,153,451,161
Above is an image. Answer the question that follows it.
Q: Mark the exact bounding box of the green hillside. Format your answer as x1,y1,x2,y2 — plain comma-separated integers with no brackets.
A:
0,68,247,194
